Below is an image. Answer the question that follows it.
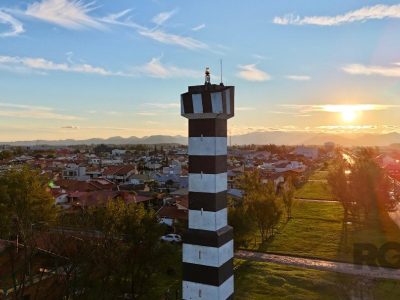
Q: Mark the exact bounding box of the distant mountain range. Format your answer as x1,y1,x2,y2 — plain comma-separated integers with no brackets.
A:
1,131,400,147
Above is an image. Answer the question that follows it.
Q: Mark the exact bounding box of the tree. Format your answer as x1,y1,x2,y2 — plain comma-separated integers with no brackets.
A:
0,166,57,299
238,171,282,242
52,200,179,299
0,150,13,160
328,158,353,223
281,177,295,221
328,149,394,226
228,203,253,249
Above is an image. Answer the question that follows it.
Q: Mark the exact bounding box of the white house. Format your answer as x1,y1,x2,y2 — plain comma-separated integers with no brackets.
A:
62,164,89,181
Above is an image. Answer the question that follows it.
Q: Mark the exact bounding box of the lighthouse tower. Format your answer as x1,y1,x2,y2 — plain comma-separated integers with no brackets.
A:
181,68,234,300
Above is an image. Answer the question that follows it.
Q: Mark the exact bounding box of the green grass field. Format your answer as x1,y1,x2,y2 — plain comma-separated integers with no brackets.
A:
241,199,400,263
235,260,400,300
243,200,344,260
309,170,329,181
295,180,333,200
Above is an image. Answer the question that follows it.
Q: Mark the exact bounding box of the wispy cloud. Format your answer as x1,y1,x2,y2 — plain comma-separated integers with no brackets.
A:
236,106,255,111
133,56,200,78
25,0,105,30
252,54,267,60
4,2,207,50
342,63,400,77
0,54,199,79
143,102,180,109
192,23,205,31
281,104,400,113
0,55,122,76
0,102,80,120
316,125,378,131
102,8,208,50
136,112,159,116
286,75,311,81
237,64,271,81
273,4,400,26
61,125,80,129
100,9,144,30
0,10,24,37
138,29,208,50
152,9,177,26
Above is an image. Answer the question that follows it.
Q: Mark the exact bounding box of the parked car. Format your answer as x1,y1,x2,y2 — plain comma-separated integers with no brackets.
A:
160,234,182,243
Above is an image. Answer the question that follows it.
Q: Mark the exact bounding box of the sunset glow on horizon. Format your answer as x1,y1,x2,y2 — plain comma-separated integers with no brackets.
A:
0,1,399,141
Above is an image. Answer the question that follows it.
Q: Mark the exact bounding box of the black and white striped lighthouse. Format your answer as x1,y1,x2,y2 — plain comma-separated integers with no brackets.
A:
181,68,234,300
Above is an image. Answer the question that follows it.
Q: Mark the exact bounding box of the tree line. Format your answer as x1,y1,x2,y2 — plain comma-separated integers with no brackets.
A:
0,167,180,300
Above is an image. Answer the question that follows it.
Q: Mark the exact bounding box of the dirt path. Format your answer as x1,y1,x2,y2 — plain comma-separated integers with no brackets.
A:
235,250,400,280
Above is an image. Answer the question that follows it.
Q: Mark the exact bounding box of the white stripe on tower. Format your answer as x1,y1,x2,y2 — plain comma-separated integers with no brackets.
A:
183,240,234,267
188,173,227,194
188,208,228,231
188,137,227,156
183,276,234,300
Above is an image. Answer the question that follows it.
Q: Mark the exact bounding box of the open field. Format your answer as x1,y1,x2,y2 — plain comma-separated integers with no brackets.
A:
241,199,400,263
242,200,343,260
235,260,400,300
309,170,329,181
294,181,333,200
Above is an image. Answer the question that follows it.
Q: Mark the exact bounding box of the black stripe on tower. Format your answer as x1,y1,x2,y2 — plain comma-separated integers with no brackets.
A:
202,92,212,113
189,119,227,137
221,90,227,114
182,93,193,113
188,155,227,174
188,191,227,211
183,225,233,247
182,258,234,286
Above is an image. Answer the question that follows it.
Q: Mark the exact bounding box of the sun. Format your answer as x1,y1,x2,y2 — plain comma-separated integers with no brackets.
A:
341,109,357,122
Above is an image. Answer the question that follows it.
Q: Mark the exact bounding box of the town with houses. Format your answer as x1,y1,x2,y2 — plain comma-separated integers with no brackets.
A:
1,142,399,233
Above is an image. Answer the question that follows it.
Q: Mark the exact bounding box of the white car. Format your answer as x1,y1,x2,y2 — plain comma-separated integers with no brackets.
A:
160,234,182,243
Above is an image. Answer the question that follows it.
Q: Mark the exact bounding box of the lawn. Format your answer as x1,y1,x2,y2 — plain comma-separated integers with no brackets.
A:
309,170,329,181
241,199,400,264
242,200,344,260
294,181,333,200
235,259,400,300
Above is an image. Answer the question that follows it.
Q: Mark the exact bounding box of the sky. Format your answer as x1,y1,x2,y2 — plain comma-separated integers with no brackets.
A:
0,0,400,141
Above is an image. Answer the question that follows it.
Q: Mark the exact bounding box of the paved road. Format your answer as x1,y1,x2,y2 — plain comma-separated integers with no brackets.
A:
235,250,400,280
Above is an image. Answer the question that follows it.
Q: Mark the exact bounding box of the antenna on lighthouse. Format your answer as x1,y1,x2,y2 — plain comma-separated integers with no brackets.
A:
220,59,224,85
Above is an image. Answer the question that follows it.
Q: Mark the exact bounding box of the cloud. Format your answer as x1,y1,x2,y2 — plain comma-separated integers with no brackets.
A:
0,102,80,120
237,64,271,81
281,104,400,113
136,112,159,116
138,29,208,50
25,0,104,30
252,54,267,60
152,9,176,26
143,102,180,109
102,9,207,50
273,4,400,26
0,55,122,76
342,63,400,77
133,57,200,78
100,9,144,30
0,10,24,37
61,125,80,129
0,54,200,79
192,23,205,31
236,106,255,111
286,75,311,81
